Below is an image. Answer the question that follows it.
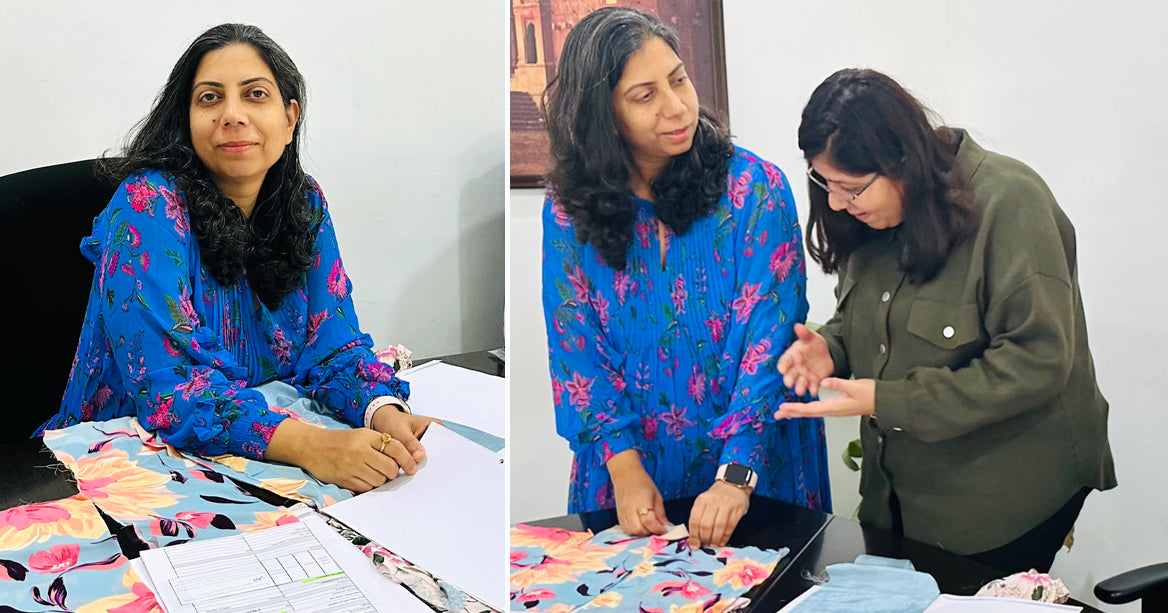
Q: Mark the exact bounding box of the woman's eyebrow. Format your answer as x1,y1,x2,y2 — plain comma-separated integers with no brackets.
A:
192,76,274,89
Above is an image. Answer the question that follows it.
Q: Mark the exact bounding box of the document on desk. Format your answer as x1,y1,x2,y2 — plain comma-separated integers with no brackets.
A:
398,361,504,437
323,423,506,611
137,506,432,613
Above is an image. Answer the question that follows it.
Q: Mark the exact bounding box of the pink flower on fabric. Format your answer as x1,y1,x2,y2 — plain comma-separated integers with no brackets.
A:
565,372,594,408
159,185,189,234
515,589,557,604
763,162,785,190
28,544,79,573
591,293,610,327
179,292,199,327
327,260,349,301
769,238,798,282
0,503,70,532
567,266,590,302
687,367,706,405
106,251,120,278
139,251,150,271
732,283,763,323
127,225,142,249
635,220,653,247
613,269,631,305
126,180,157,213
740,340,773,375
272,327,292,365
655,580,712,600
705,315,725,344
550,378,565,400
147,395,174,429
111,579,162,613
608,370,626,393
641,416,658,440
671,275,688,314
551,200,572,228
729,171,752,209
306,310,331,346
661,405,695,439
175,368,213,401
174,511,217,529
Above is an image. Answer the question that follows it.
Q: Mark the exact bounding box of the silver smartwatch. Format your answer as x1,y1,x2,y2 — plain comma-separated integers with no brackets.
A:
716,463,757,490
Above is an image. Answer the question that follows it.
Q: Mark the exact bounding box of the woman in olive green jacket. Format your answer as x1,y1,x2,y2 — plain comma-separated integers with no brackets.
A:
775,68,1116,574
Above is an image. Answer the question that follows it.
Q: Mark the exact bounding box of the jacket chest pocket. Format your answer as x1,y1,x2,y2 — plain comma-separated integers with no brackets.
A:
906,299,982,351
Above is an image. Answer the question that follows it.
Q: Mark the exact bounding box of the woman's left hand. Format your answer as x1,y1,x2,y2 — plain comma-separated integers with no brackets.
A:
687,481,750,548
371,408,441,463
774,377,876,419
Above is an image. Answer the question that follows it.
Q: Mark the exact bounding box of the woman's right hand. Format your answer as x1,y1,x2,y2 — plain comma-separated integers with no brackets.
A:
606,449,669,536
777,323,835,397
265,419,419,493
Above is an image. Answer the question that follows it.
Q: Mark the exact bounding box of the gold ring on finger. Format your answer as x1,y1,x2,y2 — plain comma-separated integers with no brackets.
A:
379,432,394,454
637,507,651,517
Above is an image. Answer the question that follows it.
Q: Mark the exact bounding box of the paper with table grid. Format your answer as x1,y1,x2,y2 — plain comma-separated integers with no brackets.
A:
138,507,431,613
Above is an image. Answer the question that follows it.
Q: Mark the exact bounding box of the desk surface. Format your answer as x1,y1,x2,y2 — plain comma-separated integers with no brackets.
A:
526,497,1102,612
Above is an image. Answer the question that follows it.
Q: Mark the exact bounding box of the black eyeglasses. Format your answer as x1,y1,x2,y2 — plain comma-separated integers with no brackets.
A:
806,167,880,203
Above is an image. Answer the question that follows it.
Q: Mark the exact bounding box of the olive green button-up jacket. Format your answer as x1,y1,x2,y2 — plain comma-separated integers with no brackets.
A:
819,130,1117,554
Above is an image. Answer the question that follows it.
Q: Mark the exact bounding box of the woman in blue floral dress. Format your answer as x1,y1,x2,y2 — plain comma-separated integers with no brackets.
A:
37,24,432,493
541,8,830,548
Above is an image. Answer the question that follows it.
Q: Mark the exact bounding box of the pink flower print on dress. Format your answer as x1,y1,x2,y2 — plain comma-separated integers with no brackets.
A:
175,367,213,401
608,369,626,393
127,225,142,249
769,238,798,282
635,219,653,248
613,269,631,305
687,367,706,405
641,415,658,440
729,171,752,209
178,291,200,328
661,405,695,440
126,180,157,214
271,327,292,365
306,310,331,346
326,259,349,301
740,340,772,375
713,557,773,590
27,543,79,573
565,372,594,408
591,292,610,327
147,394,174,429
731,282,763,323
705,315,726,344
567,266,590,302
159,185,189,236
550,200,572,228
671,275,688,314
763,162,785,191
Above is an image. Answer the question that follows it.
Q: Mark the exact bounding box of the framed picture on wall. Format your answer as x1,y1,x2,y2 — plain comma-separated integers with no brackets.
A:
509,0,728,189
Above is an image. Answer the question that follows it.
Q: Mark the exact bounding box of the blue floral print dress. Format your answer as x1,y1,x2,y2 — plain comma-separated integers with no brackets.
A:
38,169,408,459
542,147,831,514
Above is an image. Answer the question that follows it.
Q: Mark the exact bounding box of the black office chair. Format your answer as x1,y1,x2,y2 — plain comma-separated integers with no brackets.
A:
1095,563,1168,612
0,159,120,441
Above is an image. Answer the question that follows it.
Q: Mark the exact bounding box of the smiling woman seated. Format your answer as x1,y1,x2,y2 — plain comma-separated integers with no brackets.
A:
36,23,434,493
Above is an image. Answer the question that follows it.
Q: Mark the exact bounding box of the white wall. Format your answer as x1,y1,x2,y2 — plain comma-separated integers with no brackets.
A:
0,0,504,358
510,2,1165,609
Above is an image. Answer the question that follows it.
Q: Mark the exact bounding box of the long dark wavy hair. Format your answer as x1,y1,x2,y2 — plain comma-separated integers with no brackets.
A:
101,23,313,310
797,68,977,283
543,7,733,270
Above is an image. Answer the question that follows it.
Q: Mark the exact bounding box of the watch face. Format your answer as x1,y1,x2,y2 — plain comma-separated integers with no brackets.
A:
724,463,752,485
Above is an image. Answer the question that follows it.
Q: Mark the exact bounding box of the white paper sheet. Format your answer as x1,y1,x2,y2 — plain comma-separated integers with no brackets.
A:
323,423,506,611
398,361,504,437
138,507,432,613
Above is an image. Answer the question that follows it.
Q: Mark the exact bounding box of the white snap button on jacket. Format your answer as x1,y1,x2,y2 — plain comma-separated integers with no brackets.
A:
943,325,955,339
881,291,890,302
879,343,887,354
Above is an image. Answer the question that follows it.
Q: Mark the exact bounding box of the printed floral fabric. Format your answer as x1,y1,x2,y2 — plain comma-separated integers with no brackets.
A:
38,169,409,459
0,495,162,612
510,523,785,612
324,514,497,613
542,147,831,513
43,417,299,549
